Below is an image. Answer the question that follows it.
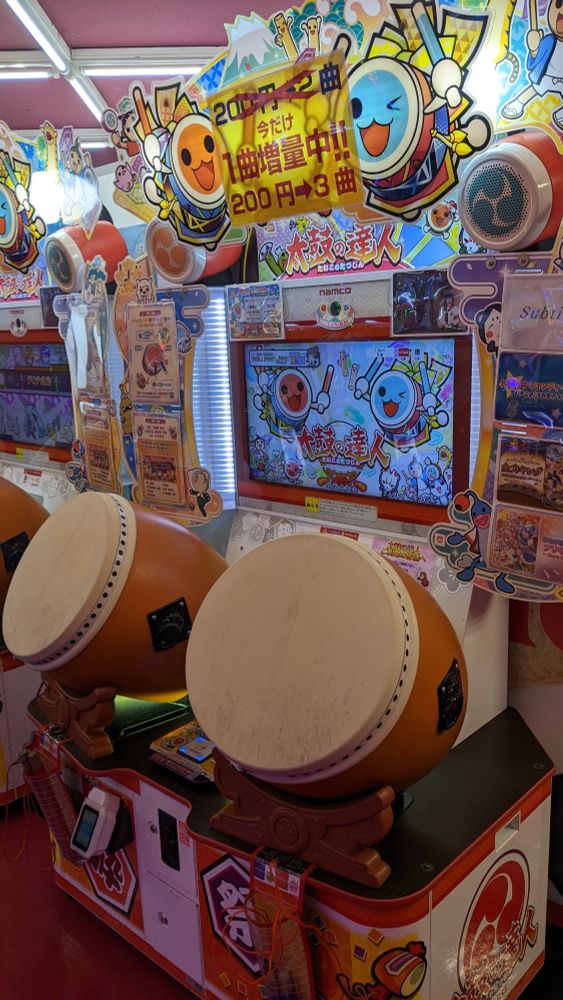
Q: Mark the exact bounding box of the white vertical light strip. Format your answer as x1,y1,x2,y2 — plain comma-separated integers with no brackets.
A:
192,289,237,507
469,336,481,481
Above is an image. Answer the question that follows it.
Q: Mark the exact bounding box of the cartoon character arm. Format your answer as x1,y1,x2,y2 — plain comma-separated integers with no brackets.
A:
412,2,462,109
419,361,448,426
311,365,334,413
430,59,463,109
143,132,171,175
354,356,383,400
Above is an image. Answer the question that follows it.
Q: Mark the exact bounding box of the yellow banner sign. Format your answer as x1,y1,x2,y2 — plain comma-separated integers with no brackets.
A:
208,53,362,226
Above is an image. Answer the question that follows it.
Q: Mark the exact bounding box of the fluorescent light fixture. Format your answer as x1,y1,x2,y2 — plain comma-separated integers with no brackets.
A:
0,68,50,78
69,75,106,123
3,0,70,73
80,140,110,149
84,65,203,77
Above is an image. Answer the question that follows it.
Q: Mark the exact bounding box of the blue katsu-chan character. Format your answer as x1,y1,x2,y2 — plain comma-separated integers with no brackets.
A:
447,491,515,594
502,0,563,130
355,356,448,450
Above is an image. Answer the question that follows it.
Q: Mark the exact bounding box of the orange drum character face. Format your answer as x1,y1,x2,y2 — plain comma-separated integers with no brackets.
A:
275,370,312,420
171,115,224,207
427,200,456,234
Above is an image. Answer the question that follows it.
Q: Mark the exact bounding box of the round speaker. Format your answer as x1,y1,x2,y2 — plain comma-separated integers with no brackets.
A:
459,129,562,252
44,221,128,292
146,218,206,285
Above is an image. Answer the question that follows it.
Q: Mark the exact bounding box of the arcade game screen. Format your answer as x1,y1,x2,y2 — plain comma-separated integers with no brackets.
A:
239,337,471,518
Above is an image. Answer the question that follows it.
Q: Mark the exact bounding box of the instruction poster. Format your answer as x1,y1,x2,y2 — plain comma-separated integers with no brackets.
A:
133,411,184,506
127,301,180,406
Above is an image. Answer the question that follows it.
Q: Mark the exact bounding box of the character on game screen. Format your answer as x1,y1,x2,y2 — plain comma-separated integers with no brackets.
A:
422,456,449,503
24,406,45,442
379,467,401,498
254,365,334,438
446,491,515,594
354,356,449,450
337,941,428,1000
249,433,270,478
285,459,303,482
475,302,502,356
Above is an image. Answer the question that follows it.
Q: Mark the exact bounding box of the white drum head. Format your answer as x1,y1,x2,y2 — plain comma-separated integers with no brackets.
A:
186,534,419,784
3,492,136,669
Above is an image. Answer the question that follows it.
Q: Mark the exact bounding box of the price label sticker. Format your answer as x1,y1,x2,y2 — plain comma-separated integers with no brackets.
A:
305,496,320,514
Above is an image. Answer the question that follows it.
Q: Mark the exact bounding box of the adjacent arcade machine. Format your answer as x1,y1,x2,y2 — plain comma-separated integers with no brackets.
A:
0,284,79,802
2,278,552,1000
0,478,48,802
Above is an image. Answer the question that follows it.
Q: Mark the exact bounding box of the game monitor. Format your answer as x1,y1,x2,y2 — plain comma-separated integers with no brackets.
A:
231,331,472,525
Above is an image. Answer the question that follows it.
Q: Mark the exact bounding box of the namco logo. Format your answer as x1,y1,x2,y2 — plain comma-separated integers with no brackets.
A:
319,286,352,296
453,851,538,1000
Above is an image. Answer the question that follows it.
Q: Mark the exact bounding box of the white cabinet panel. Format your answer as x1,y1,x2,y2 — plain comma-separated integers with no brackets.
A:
143,872,203,986
138,781,198,901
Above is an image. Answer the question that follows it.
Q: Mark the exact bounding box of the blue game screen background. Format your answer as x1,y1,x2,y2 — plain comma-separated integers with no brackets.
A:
244,339,456,507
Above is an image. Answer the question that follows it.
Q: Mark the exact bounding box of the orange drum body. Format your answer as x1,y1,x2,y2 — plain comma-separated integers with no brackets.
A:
186,534,467,797
0,478,48,620
3,492,227,700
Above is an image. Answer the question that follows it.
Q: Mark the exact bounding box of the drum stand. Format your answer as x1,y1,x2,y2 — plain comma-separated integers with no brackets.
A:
37,677,116,759
211,750,395,888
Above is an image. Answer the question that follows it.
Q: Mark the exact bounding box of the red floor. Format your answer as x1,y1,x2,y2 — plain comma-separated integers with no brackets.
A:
0,801,190,1000
1,800,562,999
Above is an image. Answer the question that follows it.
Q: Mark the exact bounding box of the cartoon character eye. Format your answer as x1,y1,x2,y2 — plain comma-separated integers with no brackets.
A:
281,383,289,395
378,386,386,396
204,135,215,154
297,381,304,392
181,148,192,166
387,96,401,110
351,97,363,120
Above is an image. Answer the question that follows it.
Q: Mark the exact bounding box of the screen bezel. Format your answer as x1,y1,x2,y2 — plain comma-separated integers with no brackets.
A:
230,326,472,527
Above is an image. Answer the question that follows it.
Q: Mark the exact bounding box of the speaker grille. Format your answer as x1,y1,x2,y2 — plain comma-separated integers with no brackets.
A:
45,237,77,292
463,161,530,245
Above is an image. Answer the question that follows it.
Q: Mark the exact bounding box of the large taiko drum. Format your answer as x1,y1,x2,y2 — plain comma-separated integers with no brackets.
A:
186,534,467,797
0,478,48,622
3,491,227,700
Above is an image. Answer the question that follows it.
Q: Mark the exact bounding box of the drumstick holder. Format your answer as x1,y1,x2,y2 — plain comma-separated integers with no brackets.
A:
211,750,395,888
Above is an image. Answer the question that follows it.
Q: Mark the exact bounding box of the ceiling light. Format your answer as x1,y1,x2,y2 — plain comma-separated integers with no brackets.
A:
69,76,106,123
80,140,110,149
0,68,50,79
3,0,70,73
84,65,203,77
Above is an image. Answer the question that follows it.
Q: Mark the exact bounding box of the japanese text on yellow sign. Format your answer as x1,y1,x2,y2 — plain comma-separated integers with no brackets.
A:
209,53,362,226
